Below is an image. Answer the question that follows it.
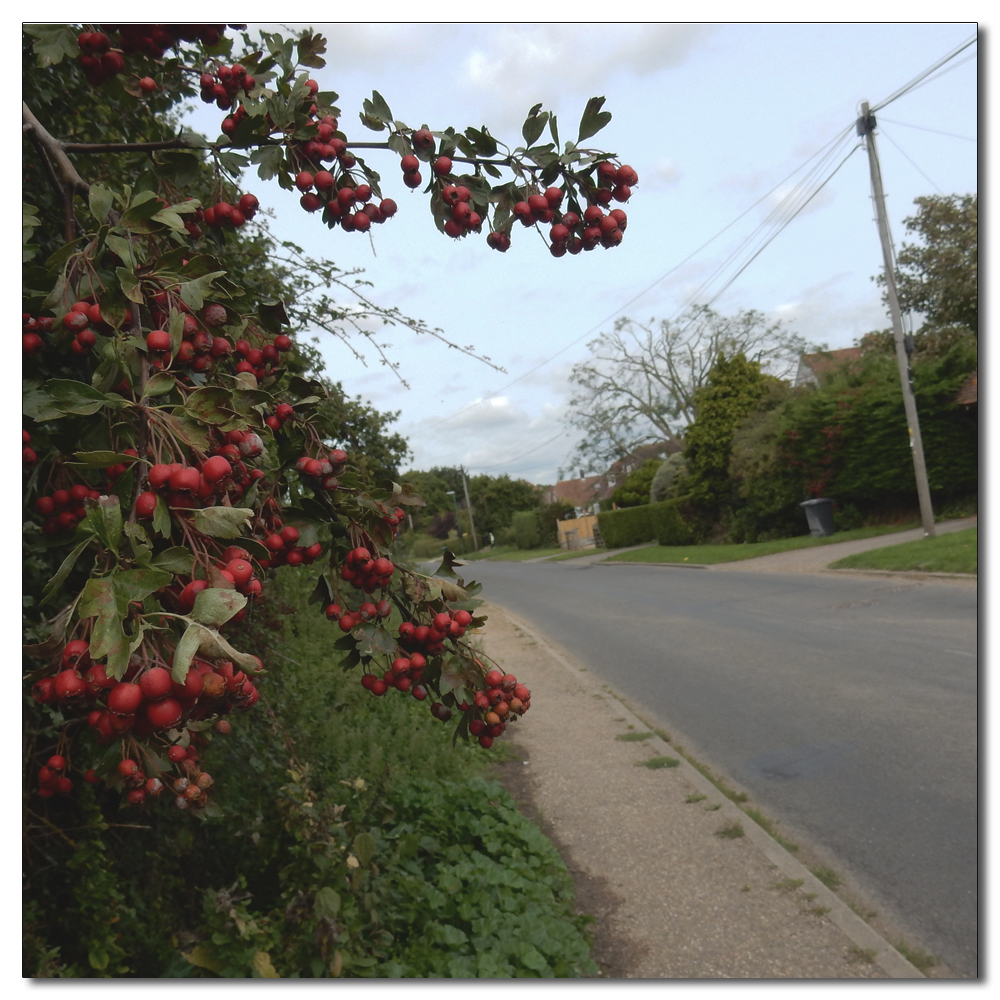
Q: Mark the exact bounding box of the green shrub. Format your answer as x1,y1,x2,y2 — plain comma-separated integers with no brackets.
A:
511,510,541,549
598,500,694,548
649,499,693,545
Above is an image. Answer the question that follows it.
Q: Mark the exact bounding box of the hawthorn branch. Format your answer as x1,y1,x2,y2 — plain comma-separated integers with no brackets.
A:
22,102,90,196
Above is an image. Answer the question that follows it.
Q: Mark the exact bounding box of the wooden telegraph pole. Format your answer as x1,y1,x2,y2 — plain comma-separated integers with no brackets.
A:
460,466,479,551
857,102,936,537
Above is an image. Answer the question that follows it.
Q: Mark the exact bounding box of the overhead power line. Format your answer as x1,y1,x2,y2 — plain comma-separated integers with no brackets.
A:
877,117,976,143
877,125,942,194
424,123,859,435
870,33,977,113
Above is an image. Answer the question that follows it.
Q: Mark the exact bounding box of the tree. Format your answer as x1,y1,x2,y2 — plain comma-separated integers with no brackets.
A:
610,458,660,508
22,24,633,823
467,475,541,537
566,306,815,472
879,194,977,337
680,352,773,532
649,452,687,503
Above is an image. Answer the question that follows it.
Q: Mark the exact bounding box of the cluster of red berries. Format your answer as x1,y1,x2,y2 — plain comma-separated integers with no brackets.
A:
439,180,483,240
295,163,398,232
466,668,531,748
548,205,629,257
23,313,54,355
77,25,226,88
36,755,74,798
264,401,296,432
261,526,324,569
295,449,348,493
400,153,423,191
139,450,261,514
33,483,106,535
397,608,473,658
361,651,429,699
143,302,291,378
326,598,393,632
199,62,255,110
340,546,396,593
61,299,110,354
199,192,259,231
32,637,257,810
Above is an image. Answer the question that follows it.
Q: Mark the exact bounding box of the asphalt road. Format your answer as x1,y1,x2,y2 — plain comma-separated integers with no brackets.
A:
466,559,978,977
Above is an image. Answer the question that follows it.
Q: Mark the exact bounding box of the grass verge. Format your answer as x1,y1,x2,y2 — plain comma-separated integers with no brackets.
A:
604,523,919,565
829,527,976,574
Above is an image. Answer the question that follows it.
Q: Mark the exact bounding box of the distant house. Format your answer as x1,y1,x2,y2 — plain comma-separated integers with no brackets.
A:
553,440,683,517
793,347,864,388
956,368,978,409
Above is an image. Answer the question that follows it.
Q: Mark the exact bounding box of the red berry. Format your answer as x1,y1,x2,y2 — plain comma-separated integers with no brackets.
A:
146,329,171,352
135,491,158,519
108,682,143,715
403,170,422,189
201,455,231,483
139,666,173,701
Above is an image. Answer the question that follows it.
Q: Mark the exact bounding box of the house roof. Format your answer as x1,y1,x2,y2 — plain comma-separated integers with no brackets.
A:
956,368,978,406
553,441,682,510
794,347,864,386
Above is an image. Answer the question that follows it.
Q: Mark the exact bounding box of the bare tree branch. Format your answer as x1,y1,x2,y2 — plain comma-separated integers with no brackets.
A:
565,306,819,472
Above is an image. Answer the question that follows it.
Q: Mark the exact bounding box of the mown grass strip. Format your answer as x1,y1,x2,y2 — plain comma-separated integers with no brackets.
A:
829,527,976,574
605,523,919,565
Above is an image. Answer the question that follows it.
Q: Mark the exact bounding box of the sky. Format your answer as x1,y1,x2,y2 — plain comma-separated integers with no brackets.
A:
178,22,975,486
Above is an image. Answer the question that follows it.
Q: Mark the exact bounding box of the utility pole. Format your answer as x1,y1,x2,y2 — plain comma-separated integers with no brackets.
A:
459,466,479,551
857,102,936,537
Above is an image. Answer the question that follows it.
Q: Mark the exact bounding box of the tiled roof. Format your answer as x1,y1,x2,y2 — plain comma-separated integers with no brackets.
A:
956,368,978,406
794,347,864,386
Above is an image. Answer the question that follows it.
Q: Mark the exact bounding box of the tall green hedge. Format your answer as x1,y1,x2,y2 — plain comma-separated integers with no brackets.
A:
597,500,693,548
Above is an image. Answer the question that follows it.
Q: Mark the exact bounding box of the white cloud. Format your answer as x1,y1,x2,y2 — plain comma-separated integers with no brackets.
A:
460,24,714,129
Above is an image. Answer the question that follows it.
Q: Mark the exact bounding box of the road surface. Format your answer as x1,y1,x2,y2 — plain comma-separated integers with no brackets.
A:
465,558,978,977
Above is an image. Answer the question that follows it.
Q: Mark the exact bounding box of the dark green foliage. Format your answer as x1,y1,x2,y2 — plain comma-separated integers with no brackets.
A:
724,336,977,540
469,476,543,537
23,570,596,978
682,353,772,527
596,500,693,549
537,501,576,546
882,194,977,336
649,500,693,546
511,510,542,550
610,458,661,508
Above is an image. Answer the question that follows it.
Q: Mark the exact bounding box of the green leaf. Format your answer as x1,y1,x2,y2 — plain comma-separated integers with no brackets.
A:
369,90,393,121
79,577,115,620
191,506,254,539
120,197,166,233
117,267,145,304
250,145,286,181
171,622,205,681
23,381,63,422
88,183,114,224
142,371,177,398
578,96,611,142
190,587,247,626
183,386,237,425
314,887,341,921
45,379,125,417
113,567,173,605
105,234,138,269
152,494,172,539
354,622,397,658
257,299,290,333
151,547,195,575
71,451,139,467
179,271,227,311
83,495,123,557
26,24,78,67
522,108,548,147
353,832,376,867
39,537,94,606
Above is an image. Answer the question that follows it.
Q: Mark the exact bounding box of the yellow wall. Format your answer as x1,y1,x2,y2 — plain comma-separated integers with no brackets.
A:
556,514,600,550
